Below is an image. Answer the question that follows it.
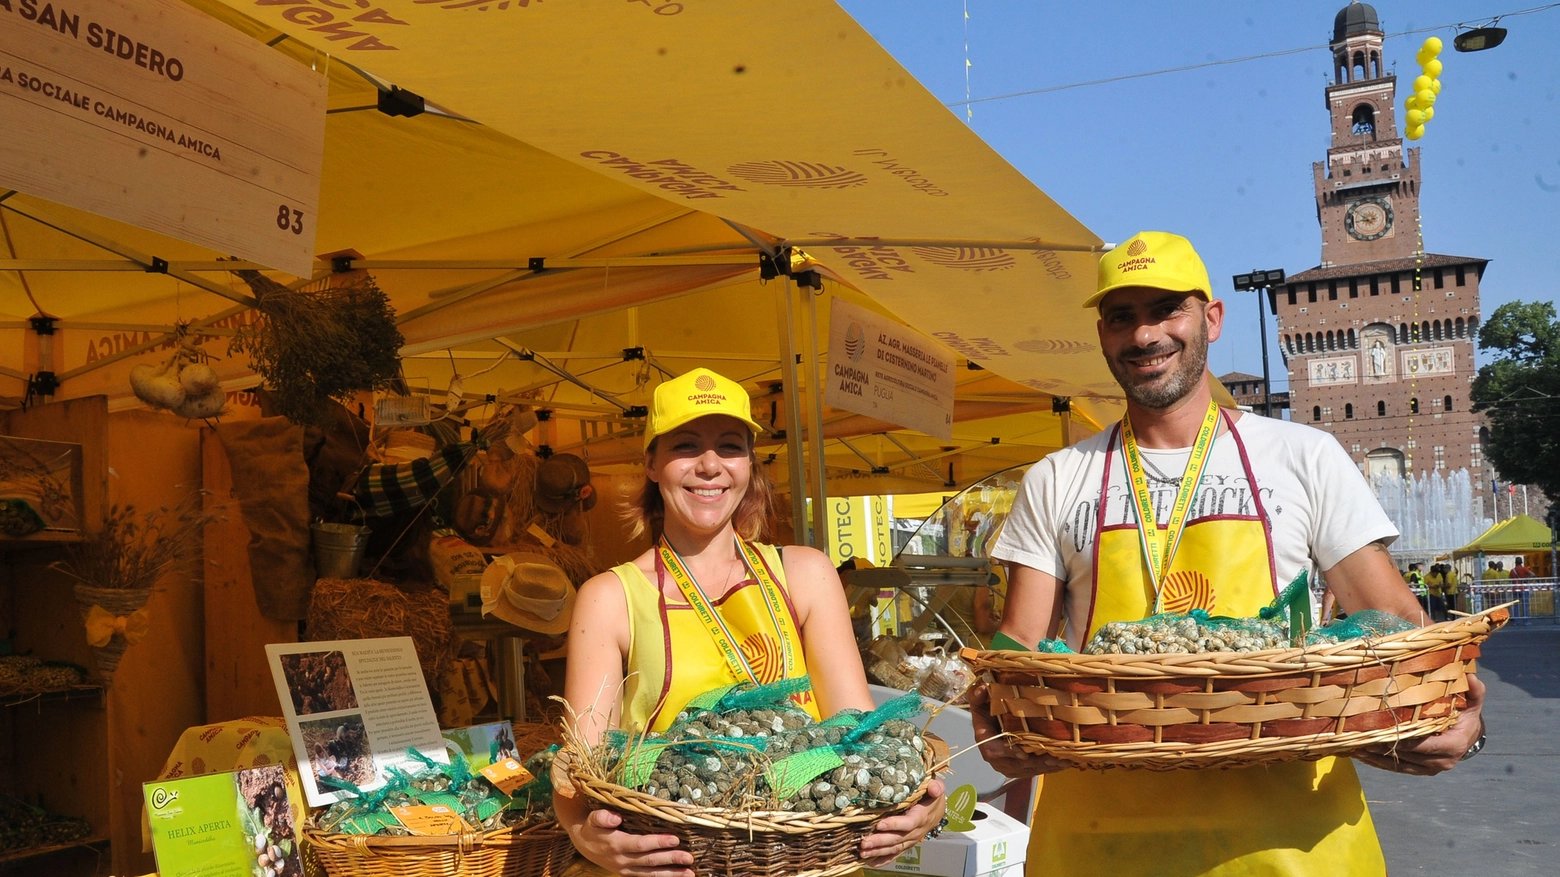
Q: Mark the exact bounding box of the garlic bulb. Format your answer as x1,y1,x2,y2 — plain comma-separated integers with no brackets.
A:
130,362,186,410
179,362,221,395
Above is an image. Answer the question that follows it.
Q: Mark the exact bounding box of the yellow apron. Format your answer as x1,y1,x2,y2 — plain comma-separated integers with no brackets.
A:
1029,413,1385,877
616,542,821,734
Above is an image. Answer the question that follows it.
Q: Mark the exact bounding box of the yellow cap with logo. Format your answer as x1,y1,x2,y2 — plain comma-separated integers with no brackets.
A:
1085,230,1213,309
644,367,764,449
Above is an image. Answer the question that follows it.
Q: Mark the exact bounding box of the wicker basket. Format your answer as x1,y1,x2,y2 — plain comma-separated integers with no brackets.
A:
565,742,940,877
302,822,574,877
511,721,563,760
964,606,1510,771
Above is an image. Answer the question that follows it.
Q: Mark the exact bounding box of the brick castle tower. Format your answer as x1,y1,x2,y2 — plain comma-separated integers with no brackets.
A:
1271,2,1486,506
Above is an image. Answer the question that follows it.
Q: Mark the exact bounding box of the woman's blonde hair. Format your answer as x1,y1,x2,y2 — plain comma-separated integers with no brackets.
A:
628,436,776,543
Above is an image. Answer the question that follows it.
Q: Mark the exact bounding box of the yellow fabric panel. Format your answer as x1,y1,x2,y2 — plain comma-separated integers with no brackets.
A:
214,0,1122,408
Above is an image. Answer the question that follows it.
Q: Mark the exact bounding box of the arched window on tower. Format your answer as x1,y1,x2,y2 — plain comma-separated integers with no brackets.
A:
1445,395,1454,412
1456,317,1466,338
1352,51,1367,81
1346,403,1354,419
1351,104,1376,137
1422,320,1432,342
1313,406,1322,422
1377,400,1386,417
1410,397,1420,415
1348,328,1358,349
1398,323,1409,343
1371,51,1381,78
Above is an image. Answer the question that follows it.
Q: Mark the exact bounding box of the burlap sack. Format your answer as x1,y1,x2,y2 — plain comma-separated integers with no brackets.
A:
216,417,315,620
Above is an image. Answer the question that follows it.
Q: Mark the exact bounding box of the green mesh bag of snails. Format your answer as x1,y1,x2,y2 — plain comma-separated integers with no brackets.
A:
311,744,559,835
599,677,931,813
1029,571,1417,656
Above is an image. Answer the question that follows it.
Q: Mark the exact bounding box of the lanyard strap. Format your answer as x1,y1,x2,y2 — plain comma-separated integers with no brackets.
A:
1120,399,1221,612
657,537,794,685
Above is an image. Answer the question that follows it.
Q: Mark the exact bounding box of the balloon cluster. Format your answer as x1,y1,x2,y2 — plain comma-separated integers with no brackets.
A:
1403,37,1443,141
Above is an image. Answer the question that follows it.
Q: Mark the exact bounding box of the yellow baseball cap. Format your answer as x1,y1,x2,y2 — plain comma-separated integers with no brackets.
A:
644,368,763,449
1085,231,1213,309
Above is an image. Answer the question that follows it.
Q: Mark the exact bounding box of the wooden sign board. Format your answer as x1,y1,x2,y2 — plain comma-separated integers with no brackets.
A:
0,0,326,276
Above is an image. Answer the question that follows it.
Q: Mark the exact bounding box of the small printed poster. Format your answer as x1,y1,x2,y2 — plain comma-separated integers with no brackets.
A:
145,764,304,877
825,298,958,440
442,721,521,772
266,637,447,806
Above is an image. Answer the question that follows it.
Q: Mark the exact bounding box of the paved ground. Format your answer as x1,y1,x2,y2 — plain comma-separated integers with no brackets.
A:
1358,624,1560,875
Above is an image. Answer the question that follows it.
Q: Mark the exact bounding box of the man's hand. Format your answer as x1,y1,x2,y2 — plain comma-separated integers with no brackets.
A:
968,683,1072,777
1355,673,1486,776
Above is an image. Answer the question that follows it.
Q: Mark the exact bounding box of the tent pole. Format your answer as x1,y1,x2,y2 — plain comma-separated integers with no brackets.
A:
775,278,810,545
802,284,829,556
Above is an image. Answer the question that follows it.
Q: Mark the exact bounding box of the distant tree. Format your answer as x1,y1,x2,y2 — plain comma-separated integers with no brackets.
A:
1471,301,1560,504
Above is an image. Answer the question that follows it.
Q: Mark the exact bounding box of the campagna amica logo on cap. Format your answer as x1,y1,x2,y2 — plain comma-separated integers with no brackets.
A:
694,375,717,391
1127,239,1148,257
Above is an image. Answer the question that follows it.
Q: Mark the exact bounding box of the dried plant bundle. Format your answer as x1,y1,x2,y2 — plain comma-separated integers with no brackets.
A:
52,492,223,591
228,269,404,425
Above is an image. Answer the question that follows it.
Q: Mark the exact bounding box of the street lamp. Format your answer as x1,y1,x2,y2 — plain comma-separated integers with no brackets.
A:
1453,26,1507,52
1231,269,1286,418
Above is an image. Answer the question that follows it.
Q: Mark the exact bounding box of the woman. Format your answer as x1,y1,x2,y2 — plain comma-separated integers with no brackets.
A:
557,368,946,877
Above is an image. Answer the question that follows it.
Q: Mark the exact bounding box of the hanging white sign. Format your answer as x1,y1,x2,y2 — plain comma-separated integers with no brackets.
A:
826,297,957,440
0,0,326,276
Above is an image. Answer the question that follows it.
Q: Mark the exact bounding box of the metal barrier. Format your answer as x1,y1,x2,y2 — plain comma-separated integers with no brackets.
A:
1456,578,1559,624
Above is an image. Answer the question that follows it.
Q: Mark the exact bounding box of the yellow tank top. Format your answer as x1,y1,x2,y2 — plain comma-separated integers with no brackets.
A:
614,543,821,734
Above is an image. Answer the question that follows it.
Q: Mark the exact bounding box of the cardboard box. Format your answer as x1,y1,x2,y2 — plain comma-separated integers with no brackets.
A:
868,803,1029,877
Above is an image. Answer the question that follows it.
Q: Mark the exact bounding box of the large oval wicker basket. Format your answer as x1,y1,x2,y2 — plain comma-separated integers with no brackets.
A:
963,606,1509,771
564,741,941,877
302,822,574,877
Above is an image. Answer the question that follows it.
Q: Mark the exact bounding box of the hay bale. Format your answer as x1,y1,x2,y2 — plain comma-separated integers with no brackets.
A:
306,578,451,687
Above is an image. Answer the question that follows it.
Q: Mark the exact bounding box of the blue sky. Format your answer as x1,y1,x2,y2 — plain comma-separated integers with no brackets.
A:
837,1,1560,390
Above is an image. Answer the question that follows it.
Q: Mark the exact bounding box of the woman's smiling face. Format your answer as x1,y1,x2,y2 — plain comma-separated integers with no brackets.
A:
646,414,754,534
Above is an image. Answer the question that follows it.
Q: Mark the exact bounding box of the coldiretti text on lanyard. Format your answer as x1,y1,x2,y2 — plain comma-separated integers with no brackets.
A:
657,537,796,685
1119,398,1221,613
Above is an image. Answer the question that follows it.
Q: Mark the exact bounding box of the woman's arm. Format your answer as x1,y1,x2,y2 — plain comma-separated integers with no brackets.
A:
556,569,693,877
780,545,947,865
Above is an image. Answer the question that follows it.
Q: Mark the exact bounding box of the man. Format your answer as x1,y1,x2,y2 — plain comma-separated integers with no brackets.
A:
1404,562,1428,613
1424,563,1449,621
971,232,1486,876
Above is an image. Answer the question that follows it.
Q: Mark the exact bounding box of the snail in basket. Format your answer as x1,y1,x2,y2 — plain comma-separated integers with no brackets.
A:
1084,615,1289,655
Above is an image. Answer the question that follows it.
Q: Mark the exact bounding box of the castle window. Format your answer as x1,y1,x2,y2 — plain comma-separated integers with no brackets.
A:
1410,397,1420,415
1433,268,1445,289
1456,265,1466,286
1348,328,1357,348
1313,406,1322,422
1377,400,1387,417
1308,283,1318,303
1369,276,1379,296
1445,395,1454,412
1399,323,1409,343
1456,317,1465,337
1342,169,1352,177
1349,279,1359,298
1391,274,1401,294
1328,281,1338,301
1286,285,1298,306
1345,403,1355,419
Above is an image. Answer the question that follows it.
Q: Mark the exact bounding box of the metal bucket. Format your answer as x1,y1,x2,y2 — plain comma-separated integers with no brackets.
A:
312,522,371,579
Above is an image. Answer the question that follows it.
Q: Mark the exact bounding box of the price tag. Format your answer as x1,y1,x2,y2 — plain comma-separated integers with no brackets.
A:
390,804,470,835
479,757,536,795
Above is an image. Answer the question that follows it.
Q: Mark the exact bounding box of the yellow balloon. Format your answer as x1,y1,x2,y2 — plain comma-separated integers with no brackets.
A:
1417,89,1437,107
1413,75,1435,93
1405,109,1426,126
1422,106,1434,122
1404,97,1420,114
1423,36,1443,55
1423,58,1443,78
1432,78,1442,94
1406,125,1425,141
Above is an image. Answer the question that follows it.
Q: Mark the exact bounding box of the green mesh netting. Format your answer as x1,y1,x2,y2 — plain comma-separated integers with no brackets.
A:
1305,610,1417,644
763,692,924,800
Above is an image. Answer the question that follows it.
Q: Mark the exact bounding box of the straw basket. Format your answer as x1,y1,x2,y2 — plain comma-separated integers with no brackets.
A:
964,606,1510,771
564,742,939,877
302,822,574,877
72,584,152,687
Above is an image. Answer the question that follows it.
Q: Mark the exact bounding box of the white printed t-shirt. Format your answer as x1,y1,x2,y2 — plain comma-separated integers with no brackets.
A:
990,411,1398,650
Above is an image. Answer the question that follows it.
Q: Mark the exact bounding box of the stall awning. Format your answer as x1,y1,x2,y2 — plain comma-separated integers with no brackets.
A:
214,0,1124,424
1452,514,1556,559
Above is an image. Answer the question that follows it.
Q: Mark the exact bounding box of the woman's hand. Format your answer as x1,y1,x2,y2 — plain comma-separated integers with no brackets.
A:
860,779,947,866
566,808,694,877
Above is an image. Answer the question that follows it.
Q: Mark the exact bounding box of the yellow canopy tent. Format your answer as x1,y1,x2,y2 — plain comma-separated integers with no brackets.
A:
1452,514,1556,559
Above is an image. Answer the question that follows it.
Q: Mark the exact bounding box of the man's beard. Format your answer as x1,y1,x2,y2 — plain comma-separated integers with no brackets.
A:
1107,323,1209,410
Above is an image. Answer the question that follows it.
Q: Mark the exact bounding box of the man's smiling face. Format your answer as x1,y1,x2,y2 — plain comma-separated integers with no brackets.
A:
1096,287,1223,410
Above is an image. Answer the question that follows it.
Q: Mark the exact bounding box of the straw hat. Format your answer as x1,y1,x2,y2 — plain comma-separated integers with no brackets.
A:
534,453,597,514
480,552,577,634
